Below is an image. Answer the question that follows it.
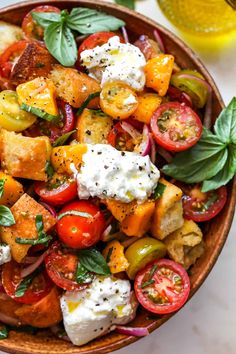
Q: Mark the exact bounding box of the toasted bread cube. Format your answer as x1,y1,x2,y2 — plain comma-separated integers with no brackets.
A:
1,193,56,263
164,219,204,269
0,21,23,55
121,200,155,237
151,178,184,240
11,42,56,85
0,171,24,206
1,129,51,181
49,65,100,108
76,109,113,144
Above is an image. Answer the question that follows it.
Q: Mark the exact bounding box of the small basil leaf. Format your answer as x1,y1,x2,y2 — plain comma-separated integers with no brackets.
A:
44,22,77,66
57,210,91,220
0,179,5,198
153,182,166,200
35,214,44,236
76,263,93,284
0,325,8,339
214,97,236,144
77,92,101,116
53,130,77,147
115,0,135,10
78,248,111,275
15,236,52,245
66,7,125,34
21,103,60,124
15,266,43,298
45,161,54,179
106,247,113,263
202,144,236,192
0,206,15,226
31,11,61,28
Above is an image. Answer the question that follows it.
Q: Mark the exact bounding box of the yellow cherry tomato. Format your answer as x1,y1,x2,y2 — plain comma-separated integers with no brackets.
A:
0,90,36,132
100,82,138,119
125,237,166,279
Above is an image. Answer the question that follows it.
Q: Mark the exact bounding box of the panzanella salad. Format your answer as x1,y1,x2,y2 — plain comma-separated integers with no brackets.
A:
0,4,235,345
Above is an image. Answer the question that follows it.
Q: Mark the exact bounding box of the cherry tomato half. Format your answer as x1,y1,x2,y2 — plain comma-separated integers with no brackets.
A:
2,260,52,304
45,242,91,291
167,86,193,107
57,200,106,249
108,122,136,151
0,40,28,79
180,183,227,222
134,259,190,314
35,173,77,205
78,32,122,56
151,102,202,152
134,35,161,60
22,5,60,40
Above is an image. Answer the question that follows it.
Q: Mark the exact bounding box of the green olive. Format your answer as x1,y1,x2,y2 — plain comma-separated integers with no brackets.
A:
0,90,36,132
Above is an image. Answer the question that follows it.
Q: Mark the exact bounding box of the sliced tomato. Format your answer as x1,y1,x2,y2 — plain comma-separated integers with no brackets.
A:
134,35,160,60
151,102,202,152
134,259,190,315
45,242,91,291
57,200,106,249
2,260,52,304
108,122,136,151
0,40,28,78
22,5,60,40
24,99,75,143
179,183,227,222
35,174,77,205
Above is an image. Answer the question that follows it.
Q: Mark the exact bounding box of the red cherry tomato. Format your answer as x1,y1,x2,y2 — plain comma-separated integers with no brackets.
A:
76,32,124,69
167,86,193,107
22,5,60,40
57,200,106,249
34,174,77,206
24,99,75,143
0,40,28,78
180,183,227,222
134,259,190,315
2,260,53,304
45,242,91,291
107,122,136,152
150,102,202,152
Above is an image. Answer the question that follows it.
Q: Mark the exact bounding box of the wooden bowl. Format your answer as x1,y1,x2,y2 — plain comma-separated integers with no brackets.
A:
0,1,235,353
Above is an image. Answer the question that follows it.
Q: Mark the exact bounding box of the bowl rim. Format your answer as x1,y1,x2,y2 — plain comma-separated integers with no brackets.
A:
0,1,235,353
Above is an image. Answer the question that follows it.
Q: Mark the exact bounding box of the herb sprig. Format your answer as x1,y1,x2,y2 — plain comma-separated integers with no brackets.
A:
32,8,125,66
16,215,52,246
162,98,236,192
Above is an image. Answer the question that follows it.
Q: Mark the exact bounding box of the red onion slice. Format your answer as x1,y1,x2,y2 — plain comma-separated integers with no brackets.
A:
157,146,173,163
101,224,112,241
0,312,20,327
24,256,39,264
149,134,157,163
138,125,151,156
120,121,141,140
39,201,57,218
121,26,129,43
21,250,48,278
115,325,149,337
153,29,165,53
167,86,193,107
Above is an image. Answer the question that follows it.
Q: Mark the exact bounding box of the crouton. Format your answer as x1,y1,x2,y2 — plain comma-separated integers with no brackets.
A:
0,129,51,181
76,108,113,144
49,64,100,108
15,287,62,328
0,171,24,206
11,42,56,85
151,178,184,239
0,21,23,54
164,219,205,269
1,193,56,263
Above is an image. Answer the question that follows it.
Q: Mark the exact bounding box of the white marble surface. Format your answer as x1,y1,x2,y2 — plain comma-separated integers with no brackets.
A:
0,0,236,353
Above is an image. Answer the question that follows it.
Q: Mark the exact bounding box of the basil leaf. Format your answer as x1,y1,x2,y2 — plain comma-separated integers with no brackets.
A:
66,7,125,34
15,266,43,297
45,161,54,179
0,206,15,226
32,11,61,28
77,92,101,116
57,210,91,220
0,325,8,339
53,130,77,147
153,182,166,200
106,247,113,263
214,97,236,144
44,22,77,67
0,179,5,198
21,103,60,124
15,236,52,245
78,248,110,275
115,0,135,9
76,263,94,284
202,144,236,192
